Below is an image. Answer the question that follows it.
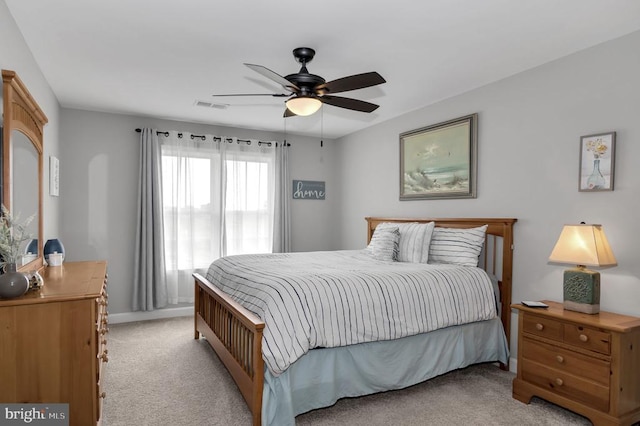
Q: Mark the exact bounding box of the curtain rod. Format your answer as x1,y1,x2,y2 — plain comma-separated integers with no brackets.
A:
135,128,289,147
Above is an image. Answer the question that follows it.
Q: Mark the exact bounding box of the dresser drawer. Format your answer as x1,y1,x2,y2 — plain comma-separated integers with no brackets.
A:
521,359,609,412
521,337,610,387
522,313,562,341
563,323,610,355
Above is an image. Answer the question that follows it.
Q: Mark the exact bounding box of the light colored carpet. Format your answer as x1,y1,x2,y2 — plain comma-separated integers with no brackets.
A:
103,316,591,425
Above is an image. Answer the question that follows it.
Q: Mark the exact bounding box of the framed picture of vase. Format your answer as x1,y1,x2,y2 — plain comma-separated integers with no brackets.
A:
399,113,477,200
579,131,616,192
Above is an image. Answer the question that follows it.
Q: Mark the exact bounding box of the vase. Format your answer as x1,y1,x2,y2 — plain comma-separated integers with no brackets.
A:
44,238,65,263
26,238,38,255
0,263,30,299
586,158,606,189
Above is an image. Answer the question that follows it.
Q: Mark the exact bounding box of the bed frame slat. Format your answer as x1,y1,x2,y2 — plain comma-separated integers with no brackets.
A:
194,275,264,426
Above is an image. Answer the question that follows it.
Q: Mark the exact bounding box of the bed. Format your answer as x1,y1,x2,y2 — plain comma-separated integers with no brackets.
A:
193,217,516,426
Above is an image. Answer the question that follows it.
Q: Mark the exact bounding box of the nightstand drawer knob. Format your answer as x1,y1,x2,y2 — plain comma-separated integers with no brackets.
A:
535,323,544,331
579,334,588,342
556,355,564,364
555,378,564,386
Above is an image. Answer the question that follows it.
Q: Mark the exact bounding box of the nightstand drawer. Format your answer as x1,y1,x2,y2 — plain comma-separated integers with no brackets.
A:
563,323,610,355
521,359,609,412
522,313,562,341
521,338,610,387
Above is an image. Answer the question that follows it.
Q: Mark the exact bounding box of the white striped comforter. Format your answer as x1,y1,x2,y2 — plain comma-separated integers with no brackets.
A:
205,250,497,376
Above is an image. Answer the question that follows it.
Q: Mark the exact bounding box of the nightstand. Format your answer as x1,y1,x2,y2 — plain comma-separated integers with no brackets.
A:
512,301,640,426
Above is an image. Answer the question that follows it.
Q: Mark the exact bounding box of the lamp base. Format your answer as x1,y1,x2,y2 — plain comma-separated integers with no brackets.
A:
563,300,600,314
563,267,600,315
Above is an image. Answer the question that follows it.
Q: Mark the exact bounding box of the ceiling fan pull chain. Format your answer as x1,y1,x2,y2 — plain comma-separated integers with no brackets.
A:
320,108,324,148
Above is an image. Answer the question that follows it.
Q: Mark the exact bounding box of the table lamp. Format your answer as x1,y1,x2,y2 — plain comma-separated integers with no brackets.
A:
548,224,617,314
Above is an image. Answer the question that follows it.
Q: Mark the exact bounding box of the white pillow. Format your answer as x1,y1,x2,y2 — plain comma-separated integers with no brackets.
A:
367,225,400,262
396,222,435,263
428,225,488,267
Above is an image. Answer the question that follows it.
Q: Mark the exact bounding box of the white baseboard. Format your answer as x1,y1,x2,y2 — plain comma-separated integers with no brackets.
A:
109,306,193,324
509,357,517,373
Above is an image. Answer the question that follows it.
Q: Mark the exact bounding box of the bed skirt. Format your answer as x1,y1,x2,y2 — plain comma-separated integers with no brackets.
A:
262,316,508,426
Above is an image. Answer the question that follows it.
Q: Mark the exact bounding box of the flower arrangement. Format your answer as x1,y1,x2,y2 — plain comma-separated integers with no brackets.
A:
0,205,35,269
585,138,608,159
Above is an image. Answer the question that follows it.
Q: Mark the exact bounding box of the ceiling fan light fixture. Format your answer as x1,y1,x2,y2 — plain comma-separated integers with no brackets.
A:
286,96,322,116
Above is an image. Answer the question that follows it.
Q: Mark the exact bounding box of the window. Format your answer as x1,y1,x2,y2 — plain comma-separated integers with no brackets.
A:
160,136,276,303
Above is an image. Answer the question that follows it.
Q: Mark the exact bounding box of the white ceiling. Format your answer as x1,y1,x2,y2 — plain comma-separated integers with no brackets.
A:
6,0,640,139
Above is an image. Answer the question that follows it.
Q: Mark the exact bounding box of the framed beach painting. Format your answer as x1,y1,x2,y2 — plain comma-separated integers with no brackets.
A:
399,113,477,200
579,132,615,192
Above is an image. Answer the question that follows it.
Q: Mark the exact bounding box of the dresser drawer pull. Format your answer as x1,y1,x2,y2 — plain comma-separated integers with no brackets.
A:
100,353,109,363
555,355,564,364
101,339,107,345
535,323,544,331
555,378,564,387
100,392,106,399
579,334,588,342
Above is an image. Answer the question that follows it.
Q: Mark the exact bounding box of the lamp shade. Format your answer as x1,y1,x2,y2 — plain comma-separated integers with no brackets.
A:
285,96,322,116
548,224,617,267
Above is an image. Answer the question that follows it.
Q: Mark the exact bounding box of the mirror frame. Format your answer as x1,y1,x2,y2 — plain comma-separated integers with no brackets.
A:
2,69,48,272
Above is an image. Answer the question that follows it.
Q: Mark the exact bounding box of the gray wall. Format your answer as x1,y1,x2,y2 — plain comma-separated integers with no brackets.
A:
1,0,61,241
59,109,339,315
335,30,640,354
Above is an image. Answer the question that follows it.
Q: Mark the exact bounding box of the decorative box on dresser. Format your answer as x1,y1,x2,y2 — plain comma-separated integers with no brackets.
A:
512,301,640,426
0,261,109,426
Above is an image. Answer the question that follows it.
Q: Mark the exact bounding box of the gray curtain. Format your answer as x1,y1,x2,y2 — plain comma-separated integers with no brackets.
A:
272,142,291,253
133,128,168,311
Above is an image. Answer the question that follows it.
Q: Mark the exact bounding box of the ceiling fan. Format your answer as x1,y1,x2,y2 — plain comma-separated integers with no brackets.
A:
213,47,386,117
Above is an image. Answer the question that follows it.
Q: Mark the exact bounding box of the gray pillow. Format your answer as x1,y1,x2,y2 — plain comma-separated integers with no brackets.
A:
367,225,400,262
396,222,435,263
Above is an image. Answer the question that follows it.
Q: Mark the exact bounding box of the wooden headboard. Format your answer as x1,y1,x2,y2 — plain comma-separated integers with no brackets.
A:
365,217,517,353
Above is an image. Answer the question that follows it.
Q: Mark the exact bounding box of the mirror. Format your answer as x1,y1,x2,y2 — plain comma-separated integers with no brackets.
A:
12,131,40,262
2,69,47,272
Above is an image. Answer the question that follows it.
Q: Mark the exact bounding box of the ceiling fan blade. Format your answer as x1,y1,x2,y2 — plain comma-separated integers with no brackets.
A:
320,95,379,113
244,63,299,92
319,72,386,94
283,108,297,118
212,93,289,97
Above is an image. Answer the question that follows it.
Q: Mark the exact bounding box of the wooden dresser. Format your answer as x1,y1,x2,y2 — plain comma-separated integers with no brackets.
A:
512,301,640,426
0,261,108,426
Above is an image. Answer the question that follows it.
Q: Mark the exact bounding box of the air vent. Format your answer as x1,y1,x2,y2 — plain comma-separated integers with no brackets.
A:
194,100,228,109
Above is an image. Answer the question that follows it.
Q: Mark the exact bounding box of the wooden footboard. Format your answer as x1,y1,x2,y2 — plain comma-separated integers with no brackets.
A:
193,273,264,426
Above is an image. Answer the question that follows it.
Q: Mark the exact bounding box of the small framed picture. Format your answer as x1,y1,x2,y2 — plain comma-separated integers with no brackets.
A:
579,132,616,192
50,156,60,196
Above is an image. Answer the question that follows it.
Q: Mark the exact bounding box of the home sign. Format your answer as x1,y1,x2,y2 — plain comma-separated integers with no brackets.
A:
292,180,325,200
